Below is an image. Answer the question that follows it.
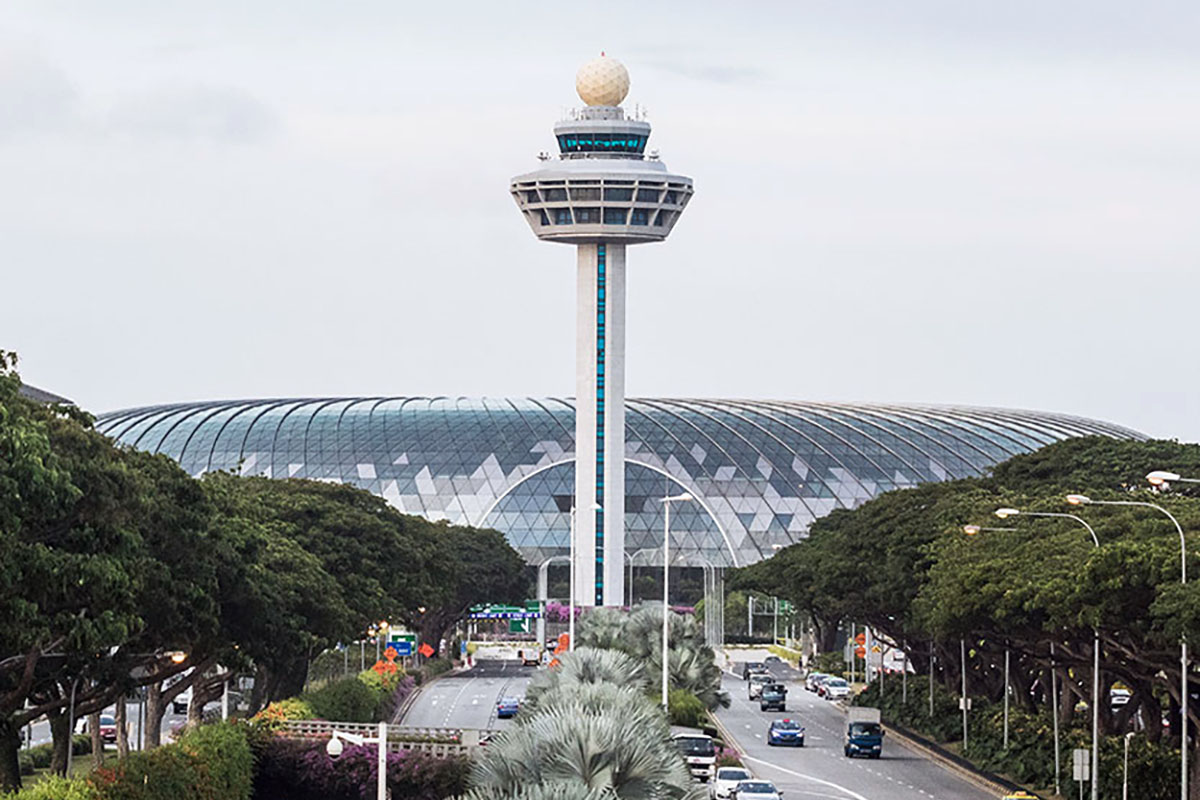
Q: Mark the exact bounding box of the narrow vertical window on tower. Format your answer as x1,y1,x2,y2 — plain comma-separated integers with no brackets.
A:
595,243,606,605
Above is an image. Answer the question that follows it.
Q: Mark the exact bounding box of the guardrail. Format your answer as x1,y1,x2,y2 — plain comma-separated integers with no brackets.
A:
278,720,484,757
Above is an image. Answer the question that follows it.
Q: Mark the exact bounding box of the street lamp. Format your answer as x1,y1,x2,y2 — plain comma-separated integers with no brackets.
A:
327,721,388,800
660,492,693,709
567,502,602,652
1147,471,1200,488
994,507,1099,800
1067,491,1189,800
962,524,1015,535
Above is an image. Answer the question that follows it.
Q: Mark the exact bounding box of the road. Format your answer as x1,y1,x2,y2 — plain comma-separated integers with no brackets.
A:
720,656,996,800
24,700,198,750
401,660,534,730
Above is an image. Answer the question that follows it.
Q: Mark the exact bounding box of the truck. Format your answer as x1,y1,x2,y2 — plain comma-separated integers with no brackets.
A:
517,646,541,667
671,730,717,782
843,707,884,759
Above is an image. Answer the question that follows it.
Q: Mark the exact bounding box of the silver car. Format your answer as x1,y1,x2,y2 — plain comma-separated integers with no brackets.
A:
748,673,773,700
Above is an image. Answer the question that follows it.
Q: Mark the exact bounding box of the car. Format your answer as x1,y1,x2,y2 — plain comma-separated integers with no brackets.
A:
764,655,782,664
710,766,752,799
821,677,851,700
496,697,521,719
760,683,787,712
98,714,117,744
767,718,805,747
805,672,830,692
742,662,767,680
731,779,782,800
748,673,773,700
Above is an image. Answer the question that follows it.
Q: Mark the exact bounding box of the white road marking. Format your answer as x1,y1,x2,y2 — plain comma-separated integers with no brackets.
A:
741,755,871,800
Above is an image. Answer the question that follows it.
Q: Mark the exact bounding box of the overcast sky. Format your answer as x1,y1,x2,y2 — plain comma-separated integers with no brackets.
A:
3,1,1198,441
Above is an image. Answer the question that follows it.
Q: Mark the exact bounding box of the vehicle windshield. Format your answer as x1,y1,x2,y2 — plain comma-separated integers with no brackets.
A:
100,716,115,725
773,720,802,730
849,722,882,736
752,675,772,683
827,678,848,687
747,662,764,669
675,737,716,756
717,768,749,780
737,782,775,793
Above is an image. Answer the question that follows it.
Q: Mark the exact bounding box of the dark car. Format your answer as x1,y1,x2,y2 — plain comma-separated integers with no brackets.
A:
760,683,787,712
741,662,767,680
496,697,520,719
767,718,805,747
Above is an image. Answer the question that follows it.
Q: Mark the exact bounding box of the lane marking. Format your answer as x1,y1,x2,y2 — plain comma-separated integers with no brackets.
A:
741,755,871,800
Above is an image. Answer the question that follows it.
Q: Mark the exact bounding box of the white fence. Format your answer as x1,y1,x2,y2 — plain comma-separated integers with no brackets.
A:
279,719,483,758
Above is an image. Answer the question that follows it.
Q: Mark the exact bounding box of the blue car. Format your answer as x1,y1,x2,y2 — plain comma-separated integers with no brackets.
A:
767,718,805,746
496,697,520,719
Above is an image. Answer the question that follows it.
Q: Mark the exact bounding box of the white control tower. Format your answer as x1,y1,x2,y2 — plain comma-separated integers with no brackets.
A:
511,56,693,606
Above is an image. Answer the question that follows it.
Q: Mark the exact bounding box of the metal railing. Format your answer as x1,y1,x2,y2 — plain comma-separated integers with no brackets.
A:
278,719,483,757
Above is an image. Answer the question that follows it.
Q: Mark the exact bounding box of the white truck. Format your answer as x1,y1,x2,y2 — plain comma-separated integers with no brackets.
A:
671,729,717,782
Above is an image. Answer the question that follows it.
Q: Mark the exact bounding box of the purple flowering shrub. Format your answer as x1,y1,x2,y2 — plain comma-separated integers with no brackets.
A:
253,736,468,800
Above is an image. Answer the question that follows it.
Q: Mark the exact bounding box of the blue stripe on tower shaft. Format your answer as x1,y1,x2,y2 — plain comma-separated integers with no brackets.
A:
595,243,606,605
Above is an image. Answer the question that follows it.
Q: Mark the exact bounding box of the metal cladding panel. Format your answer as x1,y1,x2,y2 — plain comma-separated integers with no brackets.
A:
96,398,1144,568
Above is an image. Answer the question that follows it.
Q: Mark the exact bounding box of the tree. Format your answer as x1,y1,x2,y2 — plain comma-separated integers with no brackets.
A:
409,523,528,658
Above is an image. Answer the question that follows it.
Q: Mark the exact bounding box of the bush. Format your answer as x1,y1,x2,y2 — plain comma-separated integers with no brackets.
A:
25,745,52,769
417,659,453,683
810,652,846,678
71,735,92,756
253,736,469,800
667,689,707,729
0,775,98,800
177,723,253,800
302,677,384,724
251,698,314,732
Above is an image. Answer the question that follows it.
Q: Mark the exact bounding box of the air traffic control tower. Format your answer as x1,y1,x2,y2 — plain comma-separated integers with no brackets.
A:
511,56,693,606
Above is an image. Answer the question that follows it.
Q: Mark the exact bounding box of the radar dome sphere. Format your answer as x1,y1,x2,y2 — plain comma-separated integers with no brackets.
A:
576,56,630,107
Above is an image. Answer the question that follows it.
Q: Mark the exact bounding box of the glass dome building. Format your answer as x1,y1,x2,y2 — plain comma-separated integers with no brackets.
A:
95,398,1141,570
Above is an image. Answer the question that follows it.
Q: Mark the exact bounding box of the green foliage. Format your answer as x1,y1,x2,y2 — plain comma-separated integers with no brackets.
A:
0,775,98,800
575,604,728,710
810,652,846,678
250,698,315,732
302,676,385,723
667,689,707,728
92,722,252,800
175,723,253,800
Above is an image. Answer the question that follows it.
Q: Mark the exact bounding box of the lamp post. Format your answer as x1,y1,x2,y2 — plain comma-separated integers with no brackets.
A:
661,492,693,709
1067,492,1188,800
327,721,388,800
995,507,1099,800
1124,731,1136,800
567,502,603,652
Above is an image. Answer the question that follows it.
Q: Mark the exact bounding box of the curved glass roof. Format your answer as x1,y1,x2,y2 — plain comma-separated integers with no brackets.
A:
95,398,1142,568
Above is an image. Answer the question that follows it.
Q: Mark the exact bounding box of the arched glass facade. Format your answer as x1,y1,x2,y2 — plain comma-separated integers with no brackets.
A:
95,398,1142,568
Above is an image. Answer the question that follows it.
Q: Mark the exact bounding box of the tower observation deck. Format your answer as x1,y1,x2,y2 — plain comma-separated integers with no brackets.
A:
511,56,693,606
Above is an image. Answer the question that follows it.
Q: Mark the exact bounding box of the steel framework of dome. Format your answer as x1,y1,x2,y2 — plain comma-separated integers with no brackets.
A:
96,398,1141,569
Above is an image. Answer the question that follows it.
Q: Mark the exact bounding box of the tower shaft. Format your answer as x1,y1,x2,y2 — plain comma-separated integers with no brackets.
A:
574,242,626,607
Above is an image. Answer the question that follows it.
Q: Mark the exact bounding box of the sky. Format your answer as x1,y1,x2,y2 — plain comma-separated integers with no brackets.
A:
3,1,1199,441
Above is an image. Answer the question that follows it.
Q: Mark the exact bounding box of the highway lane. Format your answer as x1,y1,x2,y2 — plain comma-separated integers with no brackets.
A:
719,658,996,800
401,660,534,731
23,701,194,749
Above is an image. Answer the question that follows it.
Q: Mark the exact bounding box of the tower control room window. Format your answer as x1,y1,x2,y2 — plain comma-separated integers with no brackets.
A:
630,208,649,226
574,207,600,223
603,187,633,201
524,190,541,203
603,208,627,225
542,187,567,201
570,187,601,201
636,188,660,202
553,208,572,225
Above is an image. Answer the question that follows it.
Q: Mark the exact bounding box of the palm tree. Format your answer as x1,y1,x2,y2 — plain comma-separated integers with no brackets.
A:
470,701,697,800
523,647,647,716
457,782,620,800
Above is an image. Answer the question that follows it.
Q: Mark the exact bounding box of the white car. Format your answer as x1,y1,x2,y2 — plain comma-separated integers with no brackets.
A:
711,766,752,799
748,673,773,700
733,779,782,800
822,677,851,700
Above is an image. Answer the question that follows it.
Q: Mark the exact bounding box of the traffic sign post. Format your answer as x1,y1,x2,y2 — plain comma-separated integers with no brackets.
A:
1073,747,1091,800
